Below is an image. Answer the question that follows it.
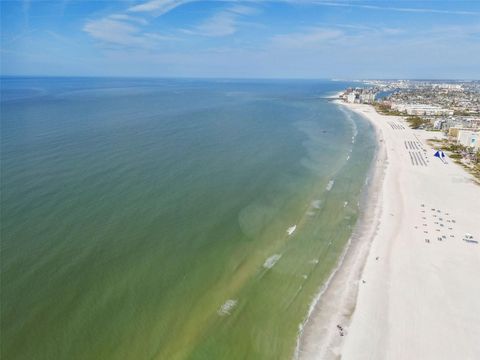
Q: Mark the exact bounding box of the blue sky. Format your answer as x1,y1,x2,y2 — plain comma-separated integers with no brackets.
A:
1,0,479,79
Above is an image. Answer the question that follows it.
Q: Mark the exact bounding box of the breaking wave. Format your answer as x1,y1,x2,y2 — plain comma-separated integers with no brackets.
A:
326,180,335,191
263,254,282,269
218,299,238,316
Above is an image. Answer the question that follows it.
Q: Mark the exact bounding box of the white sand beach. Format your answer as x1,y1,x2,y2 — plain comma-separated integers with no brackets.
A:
298,102,480,360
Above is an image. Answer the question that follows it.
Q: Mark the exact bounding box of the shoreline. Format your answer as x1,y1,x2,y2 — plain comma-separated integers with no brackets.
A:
296,99,387,359
298,100,480,359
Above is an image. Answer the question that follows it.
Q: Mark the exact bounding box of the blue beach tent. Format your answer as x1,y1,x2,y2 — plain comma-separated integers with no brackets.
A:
434,150,446,162
434,150,445,158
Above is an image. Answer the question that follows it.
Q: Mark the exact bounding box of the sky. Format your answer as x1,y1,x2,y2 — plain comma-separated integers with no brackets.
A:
1,0,479,79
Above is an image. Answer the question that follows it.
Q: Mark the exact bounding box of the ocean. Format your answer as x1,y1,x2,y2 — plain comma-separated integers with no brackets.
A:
1,77,376,359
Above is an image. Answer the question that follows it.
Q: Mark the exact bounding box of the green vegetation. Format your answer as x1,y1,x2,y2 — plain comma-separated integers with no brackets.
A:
373,102,402,116
449,153,462,159
405,115,430,129
440,143,466,152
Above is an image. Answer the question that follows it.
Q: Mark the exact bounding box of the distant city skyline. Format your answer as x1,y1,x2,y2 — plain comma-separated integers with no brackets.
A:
1,0,480,79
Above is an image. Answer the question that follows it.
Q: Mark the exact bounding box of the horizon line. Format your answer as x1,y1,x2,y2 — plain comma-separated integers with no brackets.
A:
1,74,479,82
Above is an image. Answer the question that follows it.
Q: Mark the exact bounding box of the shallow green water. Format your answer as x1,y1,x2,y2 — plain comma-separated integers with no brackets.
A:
1,78,375,359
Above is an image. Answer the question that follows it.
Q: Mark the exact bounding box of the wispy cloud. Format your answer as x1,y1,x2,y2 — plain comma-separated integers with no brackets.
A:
83,17,177,48
308,1,480,16
182,5,259,37
82,0,190,47
83,18,148,47
81,0,479,66
271,27,343,48
360,4,480,16
127,0,480,17
83,2,182,47
85,0,479,47
186,11,238,37
83,1,258,47
128,0,194,15
229,4,259,16
109,14,149,26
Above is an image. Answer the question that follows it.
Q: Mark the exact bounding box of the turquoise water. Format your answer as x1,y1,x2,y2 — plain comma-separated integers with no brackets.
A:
1,78,375,359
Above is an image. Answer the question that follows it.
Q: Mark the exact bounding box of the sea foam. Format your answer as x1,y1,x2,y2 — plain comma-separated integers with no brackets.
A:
287,225,297,235
263,254,282,269
311,199,322,209
218,299,238,316
326,180,335,191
